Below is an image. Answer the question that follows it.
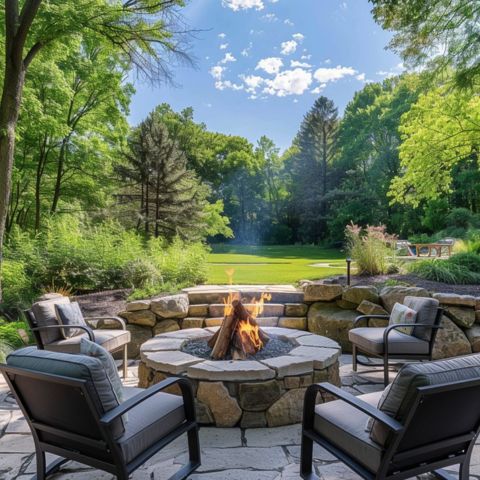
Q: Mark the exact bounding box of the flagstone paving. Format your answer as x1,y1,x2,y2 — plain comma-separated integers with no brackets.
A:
1,355,479,479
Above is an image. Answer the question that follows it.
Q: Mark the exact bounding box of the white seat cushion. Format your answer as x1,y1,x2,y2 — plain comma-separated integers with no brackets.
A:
46,329,130,354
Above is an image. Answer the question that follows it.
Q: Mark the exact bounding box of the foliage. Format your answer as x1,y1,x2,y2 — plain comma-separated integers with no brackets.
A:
345,223,397,275
449,253,480,273
408,258,480,284
0,320,32,349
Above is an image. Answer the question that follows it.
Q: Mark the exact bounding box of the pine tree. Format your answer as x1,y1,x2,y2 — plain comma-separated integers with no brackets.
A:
288,96,338,242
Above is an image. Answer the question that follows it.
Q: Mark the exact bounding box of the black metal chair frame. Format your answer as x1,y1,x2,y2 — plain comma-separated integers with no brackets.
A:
1,364,201,480
352,308,444,386
301,379,480,480
25,309,129,378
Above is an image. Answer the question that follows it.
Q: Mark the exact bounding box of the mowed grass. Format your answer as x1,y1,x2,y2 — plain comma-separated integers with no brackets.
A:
207,244,347,284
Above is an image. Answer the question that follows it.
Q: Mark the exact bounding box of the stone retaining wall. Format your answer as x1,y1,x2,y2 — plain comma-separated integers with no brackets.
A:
116,283,480,360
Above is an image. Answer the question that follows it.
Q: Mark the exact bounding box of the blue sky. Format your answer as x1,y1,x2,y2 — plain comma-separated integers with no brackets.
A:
129,0,403,151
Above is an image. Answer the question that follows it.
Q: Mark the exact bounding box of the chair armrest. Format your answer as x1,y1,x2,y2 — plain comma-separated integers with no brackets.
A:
85,316,126,330
354,314,390,328
99,377,195,426
304,382,403,434
383,323,442,343
31,325,95,342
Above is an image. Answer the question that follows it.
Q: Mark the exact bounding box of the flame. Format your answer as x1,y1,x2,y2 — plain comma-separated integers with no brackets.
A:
238,317,263,350
248,292,272,319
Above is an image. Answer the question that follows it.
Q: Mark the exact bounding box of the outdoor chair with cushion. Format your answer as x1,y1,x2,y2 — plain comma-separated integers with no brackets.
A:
25,294,131,377
301,353,480,480
348,296,443,385
1,346,200,480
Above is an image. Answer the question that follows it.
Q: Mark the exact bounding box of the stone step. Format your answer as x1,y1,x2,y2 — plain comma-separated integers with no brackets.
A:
205,317,280,327
208,303,285,318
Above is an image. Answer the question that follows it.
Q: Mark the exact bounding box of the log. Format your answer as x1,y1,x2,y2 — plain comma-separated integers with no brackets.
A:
210,313,239,360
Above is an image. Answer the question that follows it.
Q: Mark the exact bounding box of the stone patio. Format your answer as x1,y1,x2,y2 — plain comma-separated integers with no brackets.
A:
1,356,479,479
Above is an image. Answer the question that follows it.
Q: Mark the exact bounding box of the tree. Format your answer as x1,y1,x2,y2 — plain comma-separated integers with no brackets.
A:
287,96,338,243
370,0,480,86
0,0,189,300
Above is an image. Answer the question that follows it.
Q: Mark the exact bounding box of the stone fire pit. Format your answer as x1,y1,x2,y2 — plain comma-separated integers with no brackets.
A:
138,326,341,428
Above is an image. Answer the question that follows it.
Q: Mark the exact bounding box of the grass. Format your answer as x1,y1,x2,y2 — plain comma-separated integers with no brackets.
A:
206,244,347,284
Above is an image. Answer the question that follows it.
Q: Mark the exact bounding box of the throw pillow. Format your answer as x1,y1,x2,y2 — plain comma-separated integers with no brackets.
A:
365,384,391,433
389,302,417,335
55,302,88,338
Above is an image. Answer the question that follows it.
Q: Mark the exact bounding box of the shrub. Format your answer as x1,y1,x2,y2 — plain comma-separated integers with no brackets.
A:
1,259,37,312
446,208,473,228
408,259,480,284
345,223,397,275
449,252,480,273
0,320,32,349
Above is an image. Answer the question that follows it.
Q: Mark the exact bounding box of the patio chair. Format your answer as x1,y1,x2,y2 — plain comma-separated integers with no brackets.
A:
1,347,200,480
348,296,443,386
25,294,130,377
301,353,480,480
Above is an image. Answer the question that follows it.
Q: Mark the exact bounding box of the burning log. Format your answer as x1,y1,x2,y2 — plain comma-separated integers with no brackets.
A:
208,298,270,360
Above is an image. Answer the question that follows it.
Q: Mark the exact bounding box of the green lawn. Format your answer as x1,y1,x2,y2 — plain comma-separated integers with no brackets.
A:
206,244,347,284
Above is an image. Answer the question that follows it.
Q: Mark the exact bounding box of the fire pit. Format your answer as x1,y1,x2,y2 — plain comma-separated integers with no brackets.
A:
138,326,341,428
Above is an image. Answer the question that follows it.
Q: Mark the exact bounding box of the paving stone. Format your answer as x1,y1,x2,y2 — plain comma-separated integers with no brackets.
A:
158,328,212,339
246,424,301,447
185,288,241,305
289,346,340,369
315,462,360,479
189,470,279,480
287,444,337,462
140,337,184,355
188,304,209,317
262,327,312,339
130,458,180,479
5,411,29,433
0,434,34,453
278,317,307,330
205,317,224,327
209,303,285,318
256,317,279,327
294,335,341,349
187,360,275,381
274,463,303,479
0,453,29,480
260,356,313,378
199,427,242,448
143,350,203,374
181,317,205,329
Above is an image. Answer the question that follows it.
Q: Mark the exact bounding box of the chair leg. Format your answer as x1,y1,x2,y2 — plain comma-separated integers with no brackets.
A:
300,432,315,479
35,449,46,480
187,424,201,466
459,461,470,480
383,355,389,386
352,345,357,372
123,344,128,379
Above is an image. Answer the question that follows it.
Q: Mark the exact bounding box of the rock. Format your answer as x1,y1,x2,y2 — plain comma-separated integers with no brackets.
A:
187,360,275,382
152,371,182,395
151,293,189,319
465,325,480,353
278,317,307,330
140,337,184,356
342,286,379,305
335,299,357,310
126,299,151,311
432,293,477,307
118,309,157,327
327,363,341,386
143,350,202,374
379,286,430,312
444,306,476,329
284,376,300,389
288,346,340,369
357,300,388,316
240,411,267,428
238,380,283,411
307,302,358,351
432,316,472,360
266,388,307,426
138,361,153,388
126,324,153,358
303,284,343,302
285,303,308,316
205,317,224,327
477,310,480,323
208,303,284,318
195,401,214,424
37,292,64,301
181,317,205,329
188,304,209,317
153,319,180,335
186,288,241,305
260,356,313,378
256,317,279,327
197,382,242,427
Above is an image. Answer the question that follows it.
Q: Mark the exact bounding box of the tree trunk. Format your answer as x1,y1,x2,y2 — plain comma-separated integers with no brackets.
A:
51,138,68,213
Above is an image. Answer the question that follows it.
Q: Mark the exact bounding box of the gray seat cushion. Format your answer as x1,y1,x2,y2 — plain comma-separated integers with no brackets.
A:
7,346,125,438
31,296,71,344
404,296,440,341
314,391,383,473
46,329,131,354
349,327,429,355
370,353,480,445
118,386,186,463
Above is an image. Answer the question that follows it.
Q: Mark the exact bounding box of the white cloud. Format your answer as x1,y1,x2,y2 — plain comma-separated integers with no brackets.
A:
280,40,297,55
284,19,294,26
220,43,229,50
209,65,225,80
263,68,312,96
311,84,326,94
241,42,253,57
222,0,264,11
256,57,283,74
291,60,311,68
376,62,405,78
242,74,265,93
215,80,244,91
356,73,366,82
313,65,356,83
324,58,331,64
340,2,347,10
301,54,312,60
262,13,278,22
218,33,227,39
220,52,237,64
292,33,305,42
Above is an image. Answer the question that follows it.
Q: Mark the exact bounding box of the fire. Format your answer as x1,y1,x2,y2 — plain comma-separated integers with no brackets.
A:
238,318,263,350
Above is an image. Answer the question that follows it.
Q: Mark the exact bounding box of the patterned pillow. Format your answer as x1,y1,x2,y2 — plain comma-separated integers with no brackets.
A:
55,302,88,338
389,302,417,335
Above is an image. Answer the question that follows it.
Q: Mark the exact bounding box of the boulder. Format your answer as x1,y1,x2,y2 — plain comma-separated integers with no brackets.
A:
151,294,189,319
126,324,153,359
197,381,242,427
37,292,64,301
307,303,358,352
266,388,307,427
342,286,379,305
432,293,476,308
432,316,472,360
285,303,308,316
138,361,153,388
476,311,480,323
238,380,283,411
181,317,205,329
240,411,267,428
357,300,388,317
379,286,430,312
153,319,180,335
304,284,343,302
126,299,151,312
195,401,214,424
335,299,357,310
465,325,480,353
278,317,307,330
118,309,156,327
444,306,476,329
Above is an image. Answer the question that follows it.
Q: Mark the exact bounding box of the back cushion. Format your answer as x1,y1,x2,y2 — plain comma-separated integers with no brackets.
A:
7,347,125,438
370,354,480,445
389,303,417,335
55,302,88,338
31,296,71,344
404,296,439,341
